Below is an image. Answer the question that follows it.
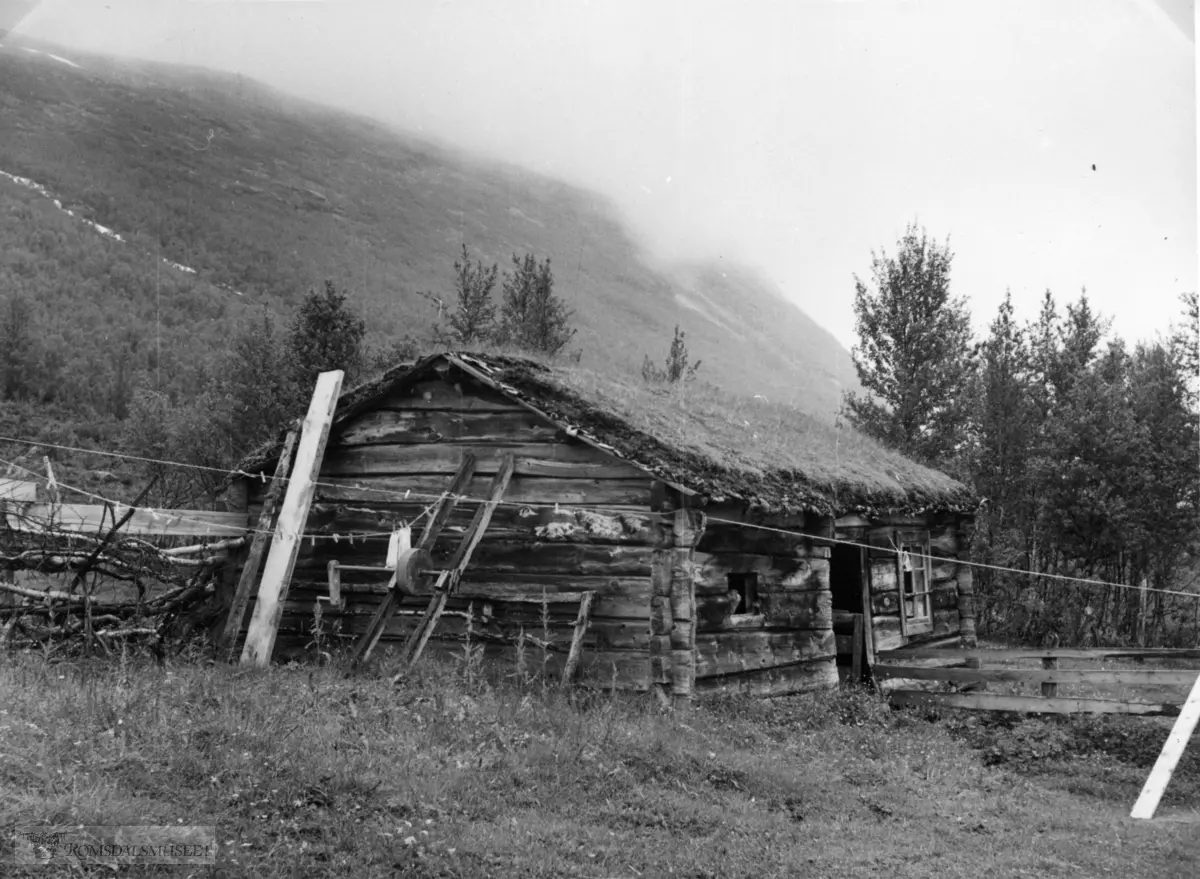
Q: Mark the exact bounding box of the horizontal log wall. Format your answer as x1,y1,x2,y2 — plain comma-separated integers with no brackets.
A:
690,522,835,696
855,515,965,650
693,656,839,697
244,377,657,687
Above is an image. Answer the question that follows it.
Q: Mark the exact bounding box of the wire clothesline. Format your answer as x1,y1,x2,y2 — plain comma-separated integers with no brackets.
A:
1,435,1197,602
704,516,1200,602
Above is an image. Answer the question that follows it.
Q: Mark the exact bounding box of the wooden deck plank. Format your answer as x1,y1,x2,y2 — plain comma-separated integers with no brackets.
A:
876,665,1200,687
879,647,1200,662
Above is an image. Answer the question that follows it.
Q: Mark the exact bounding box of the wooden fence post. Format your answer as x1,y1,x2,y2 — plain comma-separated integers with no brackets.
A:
240,371,343,667
1131,672,1200,819
669,509,701,709
1042,656,1059,698
217,425,299,660
851,613,864,684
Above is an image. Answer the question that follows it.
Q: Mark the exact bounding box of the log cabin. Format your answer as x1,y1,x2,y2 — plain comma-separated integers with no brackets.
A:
222,352,977,700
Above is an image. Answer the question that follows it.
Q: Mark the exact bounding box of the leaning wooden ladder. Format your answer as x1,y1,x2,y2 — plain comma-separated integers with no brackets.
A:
349,452,478,665
394,453,516,675
351,452,516,668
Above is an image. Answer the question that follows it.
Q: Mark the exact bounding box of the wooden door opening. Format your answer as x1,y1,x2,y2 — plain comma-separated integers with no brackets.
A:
830,543,864,613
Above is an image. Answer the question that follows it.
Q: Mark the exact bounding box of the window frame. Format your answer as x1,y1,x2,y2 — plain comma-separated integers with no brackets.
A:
896,533,934,636
726,571,764,625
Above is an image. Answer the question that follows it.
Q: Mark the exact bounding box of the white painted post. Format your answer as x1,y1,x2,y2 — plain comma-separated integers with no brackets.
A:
1130,671,1200,819
240,370,343,667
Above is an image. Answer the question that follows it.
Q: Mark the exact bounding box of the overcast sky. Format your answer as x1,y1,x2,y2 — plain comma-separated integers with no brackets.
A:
14,0,1197,348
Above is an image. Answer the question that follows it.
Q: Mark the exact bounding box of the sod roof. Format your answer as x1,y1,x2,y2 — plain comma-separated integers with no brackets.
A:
236,352,973,516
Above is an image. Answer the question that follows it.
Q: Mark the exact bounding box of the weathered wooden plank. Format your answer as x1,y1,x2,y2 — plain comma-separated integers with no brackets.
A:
313,475,653,507
294,536,656,575
306,501,654,535
693,552,828,593
0,479,39,501
832,609,859,632
879,647,1200,662
871,590,900,615
694,629,835,677
955,564,977,647
867,527,898,559
930,560,957,581
323,443,648,480
851,613,864,680
760,589,832,630
4,503,248,537
242,370,343,667
875,665,1200,687
871,615,905,652
287,600,648,649
869,560,899,594
694,550,777,577
218,425,299,658
694,657,839,697
562,591,596,684
333,409,562,446
462,541,655,576
308,504,657,549
1131,673,1200,819
286,572,652,620
889,689,1181,717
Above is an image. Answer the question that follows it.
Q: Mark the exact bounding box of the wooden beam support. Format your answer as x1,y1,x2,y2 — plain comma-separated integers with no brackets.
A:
1131,672,1200,819
850,613,864,684
875,665,1200,687
878,647,1200,662
858,546,876,680
350,452,477,665
241,371,344,667
562,591,596,685
217,425,299,660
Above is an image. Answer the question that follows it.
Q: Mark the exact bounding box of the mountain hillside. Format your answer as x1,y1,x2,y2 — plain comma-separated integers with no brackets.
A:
0,35,859,431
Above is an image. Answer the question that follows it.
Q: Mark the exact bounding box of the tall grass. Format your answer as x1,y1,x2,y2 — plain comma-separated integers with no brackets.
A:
1,649,1197,877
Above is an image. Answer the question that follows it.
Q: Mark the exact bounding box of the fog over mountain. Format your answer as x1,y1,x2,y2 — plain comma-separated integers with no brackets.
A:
12,0,1195,349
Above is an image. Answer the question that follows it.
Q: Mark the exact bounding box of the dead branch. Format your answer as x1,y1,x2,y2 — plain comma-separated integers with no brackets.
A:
68,477,159,596
0,475,240,653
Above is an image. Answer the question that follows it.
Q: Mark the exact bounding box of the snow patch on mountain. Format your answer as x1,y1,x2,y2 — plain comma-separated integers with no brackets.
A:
0,168,239,294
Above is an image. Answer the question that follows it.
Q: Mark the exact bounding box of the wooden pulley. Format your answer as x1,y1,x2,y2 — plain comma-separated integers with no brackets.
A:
392,547,431,593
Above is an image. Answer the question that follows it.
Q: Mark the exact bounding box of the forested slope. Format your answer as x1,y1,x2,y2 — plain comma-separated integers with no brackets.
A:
0,35,856,443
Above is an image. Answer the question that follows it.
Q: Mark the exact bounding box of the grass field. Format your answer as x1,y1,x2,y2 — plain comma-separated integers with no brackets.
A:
1,647,1197,878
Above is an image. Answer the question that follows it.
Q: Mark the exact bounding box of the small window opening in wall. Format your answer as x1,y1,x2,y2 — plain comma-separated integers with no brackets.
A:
899,544,932,622
727,572,760,616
